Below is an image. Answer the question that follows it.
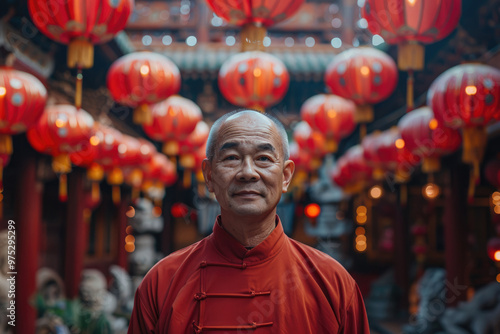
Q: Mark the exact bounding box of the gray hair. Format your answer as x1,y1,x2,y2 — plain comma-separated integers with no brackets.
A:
206,109,289,161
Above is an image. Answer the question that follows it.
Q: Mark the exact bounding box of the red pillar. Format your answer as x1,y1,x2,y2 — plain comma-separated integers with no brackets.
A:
64,169,86,298
443,165,468,306
116,193,129,270
15,153,42,334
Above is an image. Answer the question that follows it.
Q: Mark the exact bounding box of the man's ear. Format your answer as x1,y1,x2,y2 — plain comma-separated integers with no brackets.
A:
201,159,214,193
282,159,295,193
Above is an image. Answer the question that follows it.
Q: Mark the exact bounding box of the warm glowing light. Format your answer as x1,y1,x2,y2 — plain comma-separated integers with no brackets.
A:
395,139,405,149
465,85,477,95
118,144,127,154
327,109,337,118
355,227,366,235
407,0,417,6
125,206,135,218
125,243,135,252
125,225,134,234
125,235,135,243
356,235,367,243
494,205,500,215
495,251,500,261
356,242,367,252
429,118,438,130
140,65,150,75
493,192,500,204
153,206,162,217
90,135,100,146
497,273,500,283
423,183,440,200
360,66,370,76
55,118,66,128
0,87,6,96
356,215,367,224
356,206,367,216
253,68,262,77
370,185,383,199
305,203,321,219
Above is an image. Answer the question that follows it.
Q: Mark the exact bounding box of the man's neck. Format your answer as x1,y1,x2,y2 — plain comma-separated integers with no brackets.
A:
219,211,277,248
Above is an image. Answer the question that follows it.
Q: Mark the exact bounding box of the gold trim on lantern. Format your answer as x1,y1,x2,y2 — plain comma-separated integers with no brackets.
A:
422,157,441,174
163,141,179,156
0,134,13,155
133,104,153,125
354,105,373,124
68,39,94,69
326,139,338,153
241,23,267,52
52,154,72,174
87,163,104,181
398,42,424,71
179,154,195,169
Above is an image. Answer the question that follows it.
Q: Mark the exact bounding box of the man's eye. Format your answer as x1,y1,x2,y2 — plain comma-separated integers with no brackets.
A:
257,156,271,162
224,155,238,161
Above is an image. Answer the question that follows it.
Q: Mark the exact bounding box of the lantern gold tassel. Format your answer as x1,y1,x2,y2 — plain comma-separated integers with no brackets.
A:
131,187,140,201
183,169,192,188
422,157,441,174
107,167,124,205
112,186,120,205
91,182,100,203
406,70,414,112
249,105,265,113
52,154,72,202
326,139,338,153
75,68,83,109
241,23,266,52
59,173,68,202
163,141,179,156
354,105,374,124
462,126,487,203
133,104,153,125
0,134,13,156
398,42,424,71
68,39,94,69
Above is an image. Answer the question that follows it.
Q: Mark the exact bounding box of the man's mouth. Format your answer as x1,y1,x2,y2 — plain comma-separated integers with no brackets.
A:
233,191,262,197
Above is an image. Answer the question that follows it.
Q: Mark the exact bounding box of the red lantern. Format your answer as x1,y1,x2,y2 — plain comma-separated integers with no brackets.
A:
206,0,304,51
331,145,373,194
28,0,134,69
362,0,460,70
179,121,209,188
142,153,178,205
27,105,95,201
362,131,386,180
0,67,47,188
428,64,500,199
301,94,356,153
398,107,461,173
361,0,461,109
143,96,202,156
107,52,181,125
324,47,398,135
219,51,289,112
373,128,420,183
487,238,500,262
293,121,327,170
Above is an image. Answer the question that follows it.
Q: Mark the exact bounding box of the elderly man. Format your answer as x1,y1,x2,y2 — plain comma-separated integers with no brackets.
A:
128,110,370,333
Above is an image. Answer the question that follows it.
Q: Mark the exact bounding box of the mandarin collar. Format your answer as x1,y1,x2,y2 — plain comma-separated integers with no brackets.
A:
211,215,286,265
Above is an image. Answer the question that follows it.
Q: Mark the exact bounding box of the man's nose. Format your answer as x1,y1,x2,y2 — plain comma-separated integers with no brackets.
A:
237,157,259,181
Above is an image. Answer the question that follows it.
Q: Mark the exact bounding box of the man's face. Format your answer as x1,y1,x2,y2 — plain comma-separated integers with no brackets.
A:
202,112,294,220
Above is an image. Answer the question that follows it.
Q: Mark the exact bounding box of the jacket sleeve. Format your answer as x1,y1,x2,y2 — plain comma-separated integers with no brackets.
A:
340,283,370,334
128,286,158,333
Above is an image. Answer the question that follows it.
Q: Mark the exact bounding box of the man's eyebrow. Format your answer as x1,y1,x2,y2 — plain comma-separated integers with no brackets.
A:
257,143,276,153
219,142,238,151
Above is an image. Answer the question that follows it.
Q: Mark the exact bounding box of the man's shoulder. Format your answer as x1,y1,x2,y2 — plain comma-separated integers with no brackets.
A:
286,237,356,283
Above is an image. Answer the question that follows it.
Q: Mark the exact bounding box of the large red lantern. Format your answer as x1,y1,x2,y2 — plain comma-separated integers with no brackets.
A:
374,128,420,183
361,0,461,109
300,94,356,153
0,67,47,188
28,0,134,69
27,105,95,201
143,96,202,157
428,64,500,198
331,145,373,194
324,47,398,135
293,121,327,170
178,121,209,188
219,51,289,112
362,131,386,180
289,142,312,198
206,0,304,51
398,107,461,173
107,52,181,125
142,153,177,205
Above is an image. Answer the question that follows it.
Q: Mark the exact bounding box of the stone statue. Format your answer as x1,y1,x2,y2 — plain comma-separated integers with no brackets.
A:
128,235,162,277
109,265,134,314
440,282,500,334
129,198,163,233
